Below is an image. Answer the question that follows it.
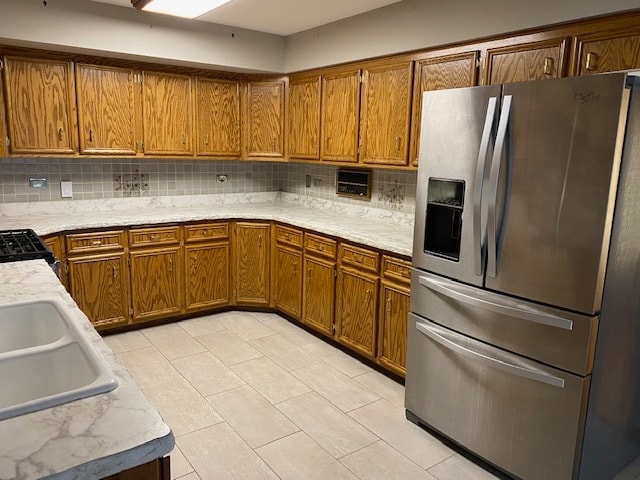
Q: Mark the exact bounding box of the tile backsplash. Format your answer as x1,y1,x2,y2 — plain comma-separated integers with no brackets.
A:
0,158,417,214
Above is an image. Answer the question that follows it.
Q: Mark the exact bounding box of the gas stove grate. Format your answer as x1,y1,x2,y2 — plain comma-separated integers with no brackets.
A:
0,229,55,264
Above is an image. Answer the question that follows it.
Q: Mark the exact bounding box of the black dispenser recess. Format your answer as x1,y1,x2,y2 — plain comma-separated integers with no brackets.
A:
424,178,465,261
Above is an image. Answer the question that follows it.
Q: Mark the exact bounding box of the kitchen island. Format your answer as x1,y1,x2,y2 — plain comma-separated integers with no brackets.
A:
0,260,174,480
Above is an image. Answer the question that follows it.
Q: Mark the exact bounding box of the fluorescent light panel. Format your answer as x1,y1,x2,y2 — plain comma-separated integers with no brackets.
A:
141,0,232,19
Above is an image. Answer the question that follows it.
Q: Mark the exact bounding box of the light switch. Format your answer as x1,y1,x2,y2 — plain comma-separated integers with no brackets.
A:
60,181,73,198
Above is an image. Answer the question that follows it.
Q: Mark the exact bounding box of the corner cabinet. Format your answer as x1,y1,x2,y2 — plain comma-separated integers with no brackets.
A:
141,71,193,156
195,77,241,158
76,63,140,155
359,61,413,166
244,79,286,159
288,75,321,160
2,55,78,154
320,69,361,162
232,222,271,306
129,226,183,322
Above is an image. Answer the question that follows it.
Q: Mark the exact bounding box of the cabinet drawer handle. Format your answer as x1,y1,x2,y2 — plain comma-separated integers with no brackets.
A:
58,128,65,141
543,57,554,75
585,52,597,71
150,234,161,241
386,297,392,312
89,128,94,143
169,259,173,272
365,290,371,303
112,266,118,278
273,137,277,151
90,240,103,246
182,133,186,145
396,136,401,151
204,134,209,146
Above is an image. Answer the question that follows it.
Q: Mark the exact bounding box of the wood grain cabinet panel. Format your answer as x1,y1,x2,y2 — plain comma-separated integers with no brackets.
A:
68,252,130,330
0,72,7,158
245,80,285,159
130,246,183,322
410,51,479,166
185,241,230,312
575,28,640,75
274,244,303,319
378,280,409,377
76,64,139,155
321,69,361,162
288,75,321,160
101,457,170,480
195,77,241,157
360,62,413,166
336,265,379,359
302,254,336,337
42,234,68,291
484,38,569,85
233,222,271,306
2,56,78,154
142,71,193,155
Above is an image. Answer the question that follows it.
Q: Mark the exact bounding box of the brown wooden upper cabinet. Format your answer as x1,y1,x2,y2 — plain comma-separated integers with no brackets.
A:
195,77,241,158
484,37,569,85
244,79,286,159
76,64,139,155
321,69,361,163
360,61,413,166
0,71,6,158
574,28,640,75
2,55,78,154
288,75,321,160
141,71,193,156
410,51,479,166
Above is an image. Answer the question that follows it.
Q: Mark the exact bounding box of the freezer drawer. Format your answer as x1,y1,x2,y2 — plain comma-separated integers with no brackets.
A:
411,270,598,375
405,314,590,480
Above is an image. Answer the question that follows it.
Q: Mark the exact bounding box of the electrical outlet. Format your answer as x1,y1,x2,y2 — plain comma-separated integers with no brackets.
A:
216,175,228,183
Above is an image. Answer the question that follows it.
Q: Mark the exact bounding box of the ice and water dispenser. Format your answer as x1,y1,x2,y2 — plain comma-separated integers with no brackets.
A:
424,178,465,261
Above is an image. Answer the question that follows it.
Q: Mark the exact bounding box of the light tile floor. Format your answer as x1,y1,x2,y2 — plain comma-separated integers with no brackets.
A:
104,311,640,480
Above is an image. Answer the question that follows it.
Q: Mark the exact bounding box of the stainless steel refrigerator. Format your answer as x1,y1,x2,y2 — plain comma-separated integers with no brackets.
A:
405,72,640,480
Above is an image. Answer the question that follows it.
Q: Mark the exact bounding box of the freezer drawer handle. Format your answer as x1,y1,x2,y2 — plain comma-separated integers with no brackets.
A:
473,96,498,276
415,321,566,388
418,275,574,331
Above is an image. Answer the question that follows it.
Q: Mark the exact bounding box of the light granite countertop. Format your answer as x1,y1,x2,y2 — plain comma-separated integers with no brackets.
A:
0,261,174,480
0,192,415,257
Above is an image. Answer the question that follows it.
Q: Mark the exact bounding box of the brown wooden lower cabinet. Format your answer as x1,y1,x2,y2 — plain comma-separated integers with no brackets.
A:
232,222,271,306
184,240,230,312
302,254,336,336
101,456,170,480
273,244,303,318
378,280,409,376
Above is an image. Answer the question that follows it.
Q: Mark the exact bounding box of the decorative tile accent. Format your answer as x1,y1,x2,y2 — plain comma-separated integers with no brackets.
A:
114,169,149,197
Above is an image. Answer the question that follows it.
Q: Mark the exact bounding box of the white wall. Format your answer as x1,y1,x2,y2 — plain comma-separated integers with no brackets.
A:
0,0,285,73
284,0,640,72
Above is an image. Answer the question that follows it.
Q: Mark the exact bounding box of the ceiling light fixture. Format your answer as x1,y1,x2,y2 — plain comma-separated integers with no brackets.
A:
131,0,232,19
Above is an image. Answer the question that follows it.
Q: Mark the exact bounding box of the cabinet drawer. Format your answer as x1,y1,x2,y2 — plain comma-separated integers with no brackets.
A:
339,243,379,273
275,225,303,248
129,226,181,247
184,223,229,242
381,255,412,284
66,231,126,255
304,233,337,258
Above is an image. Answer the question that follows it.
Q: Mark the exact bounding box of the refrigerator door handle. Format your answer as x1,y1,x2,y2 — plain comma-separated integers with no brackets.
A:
415,320,566,388
473,97,498,276
487,94,512,278
418,274,574,331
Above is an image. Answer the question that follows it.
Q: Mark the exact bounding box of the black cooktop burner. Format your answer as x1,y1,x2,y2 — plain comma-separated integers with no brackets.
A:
0,229,55,264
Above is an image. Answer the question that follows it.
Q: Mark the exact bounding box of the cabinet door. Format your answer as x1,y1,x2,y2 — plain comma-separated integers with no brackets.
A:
274,244,302,319
484,38,569,85
378,280,409,377
575,29,640,75
336,266,379,359
142,71,193,155
302,255,336,337
42,234,69,291
0,72,7,158
245,80,285,159
195,77,241,157
288,76,321,160
130,246,183,322
68,253,130,330
76,64,139,155
360,62,413,166
410,52,479,166
233,222,270,306
185,241,230,312
3,56,77,154
321,70,360,162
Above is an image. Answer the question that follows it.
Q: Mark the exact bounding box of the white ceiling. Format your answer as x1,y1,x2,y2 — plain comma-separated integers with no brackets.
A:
90,0,403,36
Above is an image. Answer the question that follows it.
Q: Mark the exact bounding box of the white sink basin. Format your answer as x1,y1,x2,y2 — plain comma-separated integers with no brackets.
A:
0,298,118,421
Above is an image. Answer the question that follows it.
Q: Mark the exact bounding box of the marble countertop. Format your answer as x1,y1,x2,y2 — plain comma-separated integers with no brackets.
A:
0,192,415,257
0,261,174,480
